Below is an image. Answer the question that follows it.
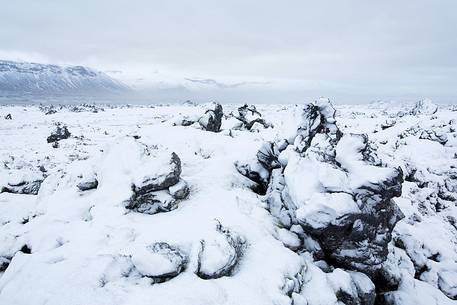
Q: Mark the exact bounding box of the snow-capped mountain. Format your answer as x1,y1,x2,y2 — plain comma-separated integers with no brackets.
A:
0,60,129,96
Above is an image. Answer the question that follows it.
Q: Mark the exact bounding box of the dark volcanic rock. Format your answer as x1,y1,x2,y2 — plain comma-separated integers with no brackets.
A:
132,242,188,283
77,179,98,191
133,152,182,195
1,179,43,195
236,98,404,279
234,104,272,130
168,179,189,200
199,103,223,132
0,257,11,272
47,124,71,143
335,271,376,305
256,142,281,170
195,221,246,279
410,99,438,116
127,190,179,215
306,169,404,273
295,99,342,155
127,152,188,215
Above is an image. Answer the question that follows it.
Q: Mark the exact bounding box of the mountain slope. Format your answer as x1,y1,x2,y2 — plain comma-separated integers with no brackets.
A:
0,60,129,96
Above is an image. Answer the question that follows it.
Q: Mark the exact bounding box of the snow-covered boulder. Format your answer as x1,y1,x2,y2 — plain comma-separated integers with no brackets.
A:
196,221,246,279
0,169,44,195
237,97,404,278
47,124,71,143
132,242,188,283
198,103,223,132
1,180,43,195
127,151,189,215
76,179,98,191
173,103,224,132
410,99,438,116
132,152,182,195
231,104,272,131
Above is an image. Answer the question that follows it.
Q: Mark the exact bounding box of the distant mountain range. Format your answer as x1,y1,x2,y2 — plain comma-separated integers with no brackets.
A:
0,60,129,97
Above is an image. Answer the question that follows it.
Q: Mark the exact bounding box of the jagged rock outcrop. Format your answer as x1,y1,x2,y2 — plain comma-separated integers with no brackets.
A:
47,124,71,143
1,179,43,195
132,242,188,283
126,152,189,215
232,104,272,131
4,113,12,120
237,98,404,279
173,103,224,132
410,99,438,116
195,221,246,279
198,103,223,132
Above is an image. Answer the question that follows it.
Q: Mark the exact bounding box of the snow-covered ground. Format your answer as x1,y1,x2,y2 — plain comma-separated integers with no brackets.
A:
0,100,456,305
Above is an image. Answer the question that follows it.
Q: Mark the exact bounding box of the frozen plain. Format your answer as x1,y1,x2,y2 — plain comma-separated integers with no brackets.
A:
0,100,456,305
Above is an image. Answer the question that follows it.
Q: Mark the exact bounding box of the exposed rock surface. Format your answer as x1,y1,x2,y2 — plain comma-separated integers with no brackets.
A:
132,242,188,283
410,99,438,116
232,104,272,131
47,124,71,143
0,257,10,272
1,179,43,195
173,103,224,132
126,152,189,215
76,179,98,191
237,98,405,299
196,221,246,279
198,103,223,132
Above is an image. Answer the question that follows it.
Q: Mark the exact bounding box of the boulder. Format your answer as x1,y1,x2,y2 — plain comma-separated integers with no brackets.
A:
234,104,271,130
195,221,246,279
47,124,71,143
127,152,189,215
133,152,182,195
199,103,223,132
127,190,179,215
236,98,404,277
410,99,438,116
132,242,188,283
77,179,99,191
1,180,43,195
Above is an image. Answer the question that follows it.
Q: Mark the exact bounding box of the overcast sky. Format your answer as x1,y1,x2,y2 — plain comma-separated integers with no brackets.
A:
1,0,456,103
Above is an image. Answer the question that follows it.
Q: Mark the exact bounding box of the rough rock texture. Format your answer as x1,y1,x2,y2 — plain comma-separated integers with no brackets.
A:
0,257,10,272
195,221,246,279
1,179,43,195
126,152,189,215
132,242,188,283
233,104,272,131
237,98,404,287
133,152,182,195
199,103,223,132
47,124,71,143
410,99,438,116
76,179,98,191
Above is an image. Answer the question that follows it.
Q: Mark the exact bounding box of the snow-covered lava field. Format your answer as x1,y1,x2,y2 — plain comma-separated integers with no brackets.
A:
0,99,456,305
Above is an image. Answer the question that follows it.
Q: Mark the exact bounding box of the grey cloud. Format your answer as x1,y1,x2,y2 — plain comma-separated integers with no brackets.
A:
0,0,456,103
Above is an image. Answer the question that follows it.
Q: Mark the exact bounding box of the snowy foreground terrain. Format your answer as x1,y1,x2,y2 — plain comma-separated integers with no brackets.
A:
0,100,456,305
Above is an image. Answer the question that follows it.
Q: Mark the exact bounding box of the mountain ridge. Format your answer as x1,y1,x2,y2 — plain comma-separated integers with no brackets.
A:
0,60,129,97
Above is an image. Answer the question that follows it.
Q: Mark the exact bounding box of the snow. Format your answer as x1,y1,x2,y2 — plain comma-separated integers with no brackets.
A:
0,101,457,305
